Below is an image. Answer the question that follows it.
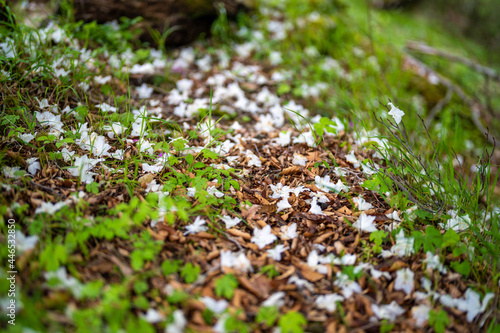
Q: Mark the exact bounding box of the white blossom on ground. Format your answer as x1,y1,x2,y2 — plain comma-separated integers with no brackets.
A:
388,102,405,124
371,301,406,321
288,275,314,291
220,215,241,229
353,196,373,211
267,244,288,261
272,131,291,146
307,250,328,274
308,196,324,215
187,187,196,197
394,268,414,295
352,213,377,233
36,98,50,109
292,131,316,147
44,267,82,298
35,201,67,215
201,297,228,314
439,210,470,231
165,310,187,333
26,157,41,175
386,210,401,221
315,175,337,192
422,251,447,274
345,151,360,168
15,230,38,254
411,304,430,327
220,250,253,273
315,294,344,312
207,186,224,198
334,272,362,298
251,225,277,249
277,195,292,212
142,309,164,323
309,191,329,204
331,253,357,266
457,289,495,322
245,150,262,167
380,229,415,258
356,262,392,280
94,75,111,84
332,179,349,193
292,153,308,166
95,102,117,113
280,223,298,240
3,166,21,179
213,313,230,333
136,83,153,99
103,122,127,138
262,292,286,308
18,132,35,143
184,216,207,235
70,155,101,184
270,183,291,199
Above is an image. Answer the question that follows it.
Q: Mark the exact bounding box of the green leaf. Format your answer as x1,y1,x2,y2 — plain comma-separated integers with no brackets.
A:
413,226,442,253
261,265,279,279
442,229,460,249
380,320,395,333
341,265,363,280
215,274,238,299
130,251,144,271
81,280,104,300
256,306,279,327
429,309,450,333
133,280,149,294
161,259,181,276
180,263,201,283
277,83,291,95
86,181,99,194
185,154,193,166
193,162,206,169
229,180,240,191
167,290,189,304
202,148,219,160
279,311,307,333
369,230,388,246
450,261,470,277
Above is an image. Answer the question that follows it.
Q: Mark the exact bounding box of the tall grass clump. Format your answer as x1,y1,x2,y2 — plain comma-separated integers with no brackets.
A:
370,101,499,281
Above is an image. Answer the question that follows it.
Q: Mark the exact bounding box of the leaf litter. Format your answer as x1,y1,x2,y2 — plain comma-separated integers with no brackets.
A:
0,5,497,333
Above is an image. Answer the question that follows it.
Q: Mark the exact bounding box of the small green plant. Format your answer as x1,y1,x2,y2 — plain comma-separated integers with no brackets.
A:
429,308,450,333
130,231,163,271
369,230,388,253
256,306,279,327
278,311,307,333
261,265,279,279
161,259,181,276
215,274,238,299
180,262,201,283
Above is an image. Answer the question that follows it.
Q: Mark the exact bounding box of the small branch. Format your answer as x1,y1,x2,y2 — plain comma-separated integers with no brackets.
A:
425,87,453,127
29,180,62,199
403,54,497,144
406,41,500,83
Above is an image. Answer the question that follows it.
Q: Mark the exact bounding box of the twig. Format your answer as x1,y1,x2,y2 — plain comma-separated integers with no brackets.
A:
425,87,453,127
29,180,61,199
403,54,497,144
406,41,500,83
224,233,244,251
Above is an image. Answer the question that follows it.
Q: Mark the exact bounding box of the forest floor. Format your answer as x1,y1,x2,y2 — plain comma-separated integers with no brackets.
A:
1,1,499,332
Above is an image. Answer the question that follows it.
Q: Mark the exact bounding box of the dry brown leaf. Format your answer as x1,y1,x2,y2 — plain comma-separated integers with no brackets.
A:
226,229,251,240
281,166,302,175
299,264,324,283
